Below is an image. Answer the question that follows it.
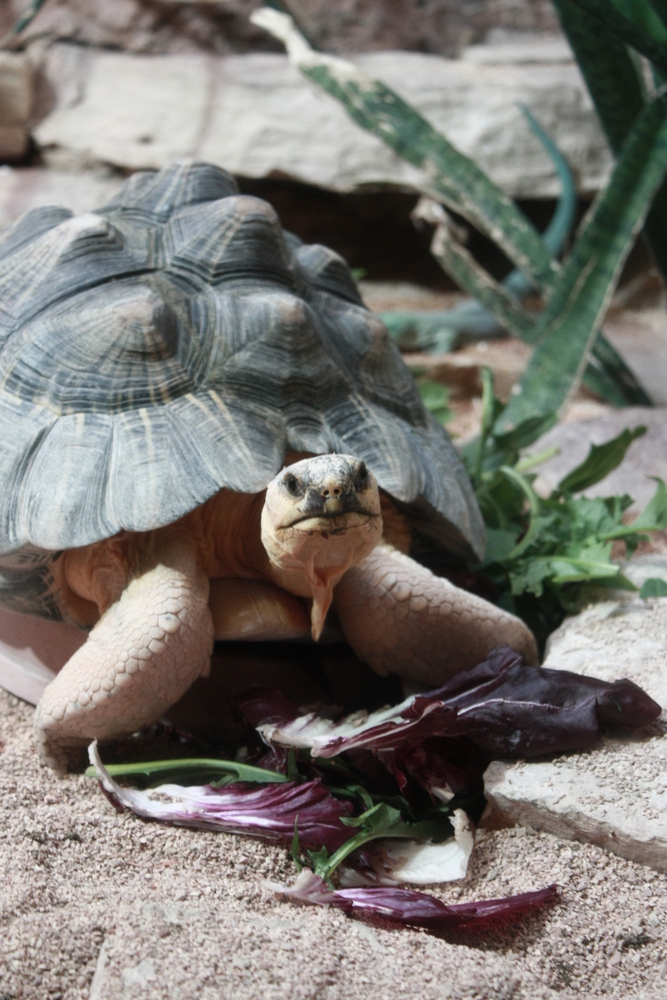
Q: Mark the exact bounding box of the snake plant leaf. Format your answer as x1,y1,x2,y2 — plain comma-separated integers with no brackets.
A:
553,0,667,281
1,0,48,43
568,0,667,73
414,200,537,342
495,93,667,433
648,0,667,29
380,103,578,352
251,7,558,291
612,0,667,41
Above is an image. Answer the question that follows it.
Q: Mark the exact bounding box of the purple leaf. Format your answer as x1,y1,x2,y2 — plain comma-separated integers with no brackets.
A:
275,869,559,935
239,687,456,758
383,737,489,800
239,647,661,765
89,743,353,851
431,646,662,757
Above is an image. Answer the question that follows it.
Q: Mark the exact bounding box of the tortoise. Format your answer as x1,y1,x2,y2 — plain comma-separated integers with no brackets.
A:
0,162,536,772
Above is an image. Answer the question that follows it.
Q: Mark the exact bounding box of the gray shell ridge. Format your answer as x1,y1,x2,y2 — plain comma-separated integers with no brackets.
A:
0,161,484,619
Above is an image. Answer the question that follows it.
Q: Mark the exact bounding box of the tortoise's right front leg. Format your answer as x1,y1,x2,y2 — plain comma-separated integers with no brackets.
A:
34,535,213,773
334,543,537,687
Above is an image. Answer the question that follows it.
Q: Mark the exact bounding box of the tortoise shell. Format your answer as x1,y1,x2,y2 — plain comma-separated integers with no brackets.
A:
0,162,484,620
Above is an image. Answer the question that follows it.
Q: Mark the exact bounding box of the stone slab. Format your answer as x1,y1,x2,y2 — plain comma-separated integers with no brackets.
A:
484,595,667,869
34,44,610,198
543,596,667,710
484,728,667,870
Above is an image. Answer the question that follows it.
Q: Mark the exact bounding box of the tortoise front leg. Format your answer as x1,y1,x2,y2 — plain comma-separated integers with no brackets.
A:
34,534,213,772
334,543,537,686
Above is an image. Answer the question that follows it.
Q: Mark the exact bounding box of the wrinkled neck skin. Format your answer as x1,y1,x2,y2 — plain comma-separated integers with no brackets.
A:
261,507,382,640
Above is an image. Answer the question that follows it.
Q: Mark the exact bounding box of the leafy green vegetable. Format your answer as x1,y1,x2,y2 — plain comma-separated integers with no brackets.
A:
417,379,453,426
293,801,454,884
462,375,665,644
640,577,667,597
495,90,667,433
556,427,646,494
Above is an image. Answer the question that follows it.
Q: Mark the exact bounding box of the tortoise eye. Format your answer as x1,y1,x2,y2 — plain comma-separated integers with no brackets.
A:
284,474,301,497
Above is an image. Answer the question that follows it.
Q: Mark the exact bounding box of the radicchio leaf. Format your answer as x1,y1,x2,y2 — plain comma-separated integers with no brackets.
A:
239,647,661,765
273,869,559,936
429,646,662,757
89,742,353,850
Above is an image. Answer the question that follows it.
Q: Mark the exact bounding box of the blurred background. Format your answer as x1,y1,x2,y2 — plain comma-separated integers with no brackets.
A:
0,0,663,428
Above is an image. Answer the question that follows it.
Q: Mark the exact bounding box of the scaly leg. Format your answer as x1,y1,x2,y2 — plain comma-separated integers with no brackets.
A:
34,534,213,772
334,543,537,686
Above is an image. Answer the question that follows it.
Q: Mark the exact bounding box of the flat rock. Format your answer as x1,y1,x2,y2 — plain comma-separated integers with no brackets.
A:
484,728,667,871
484,595,667,869
34,44,610,198
543,595,667,709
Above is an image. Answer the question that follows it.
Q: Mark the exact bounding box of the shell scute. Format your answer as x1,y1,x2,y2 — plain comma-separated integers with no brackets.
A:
166,195,298,291
0,281,191,415
0,206,74,263
100,161,239,224
295,243,364,306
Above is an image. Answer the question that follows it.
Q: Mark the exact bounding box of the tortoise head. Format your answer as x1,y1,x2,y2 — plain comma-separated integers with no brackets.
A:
260,454,383,639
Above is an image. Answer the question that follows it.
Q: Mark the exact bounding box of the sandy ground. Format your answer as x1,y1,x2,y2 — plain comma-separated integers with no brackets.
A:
1,688,666,1000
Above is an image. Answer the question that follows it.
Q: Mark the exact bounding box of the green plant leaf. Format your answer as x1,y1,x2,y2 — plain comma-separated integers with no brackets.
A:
82,757,289,787
569,0,667,73
553,0,667,282
648,0,667,30
629,477,667,530
640,577,667,597
420,201,537,342
251,7,558,291
307,802,454,881
495,92,667,433
556,427,646,494
418,379,453,425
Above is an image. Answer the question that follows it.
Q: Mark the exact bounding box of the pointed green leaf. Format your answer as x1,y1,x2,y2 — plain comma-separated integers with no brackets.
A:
252,7,557,290
631,477,667,530
495,93,667,433
83,757,289,787
557,427,646,494
553,0,667,282
568,0,667,73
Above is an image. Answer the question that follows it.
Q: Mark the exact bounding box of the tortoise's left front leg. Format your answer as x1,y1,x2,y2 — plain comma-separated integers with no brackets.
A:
34,534,213,772
334,543,537,686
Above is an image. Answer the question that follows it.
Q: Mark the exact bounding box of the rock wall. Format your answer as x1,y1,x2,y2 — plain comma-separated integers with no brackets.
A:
33,43,608,199
3,0,561,57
